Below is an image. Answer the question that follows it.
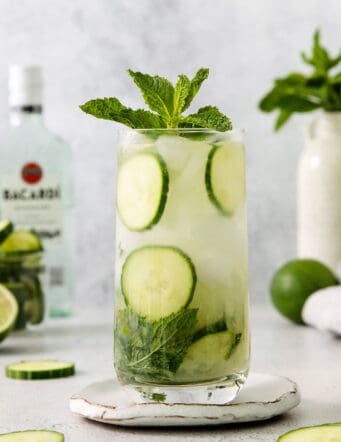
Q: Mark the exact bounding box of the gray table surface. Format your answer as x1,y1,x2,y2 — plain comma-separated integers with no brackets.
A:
0,306,340,441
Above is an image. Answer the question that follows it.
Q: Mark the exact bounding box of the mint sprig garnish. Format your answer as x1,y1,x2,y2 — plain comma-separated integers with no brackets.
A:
80,68,232,132
259,30,341,130
115,308,198,382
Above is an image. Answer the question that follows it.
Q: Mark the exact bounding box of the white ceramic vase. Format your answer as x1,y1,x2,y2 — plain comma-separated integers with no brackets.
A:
298,111,341,276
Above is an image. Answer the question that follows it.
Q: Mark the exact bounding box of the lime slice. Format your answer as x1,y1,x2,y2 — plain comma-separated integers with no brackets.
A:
0,430,64,441
0,220,14,245
6,360,75,380
0,230,43,256
0,284,19,343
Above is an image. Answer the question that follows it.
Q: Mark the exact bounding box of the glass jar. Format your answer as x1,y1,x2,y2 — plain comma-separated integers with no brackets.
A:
114,129,250,404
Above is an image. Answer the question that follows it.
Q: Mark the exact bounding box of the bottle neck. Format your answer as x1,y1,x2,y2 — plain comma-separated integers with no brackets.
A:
9,105,44,127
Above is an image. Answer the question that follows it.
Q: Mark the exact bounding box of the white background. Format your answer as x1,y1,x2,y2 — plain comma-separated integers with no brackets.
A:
0,0,340,309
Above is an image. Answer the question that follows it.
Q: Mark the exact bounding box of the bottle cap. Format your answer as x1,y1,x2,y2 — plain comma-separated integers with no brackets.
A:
8,65,43,107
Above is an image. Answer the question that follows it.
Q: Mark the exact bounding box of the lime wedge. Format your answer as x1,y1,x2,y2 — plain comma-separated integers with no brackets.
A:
0,230,43,255
0,220,14,245
0,284,19,342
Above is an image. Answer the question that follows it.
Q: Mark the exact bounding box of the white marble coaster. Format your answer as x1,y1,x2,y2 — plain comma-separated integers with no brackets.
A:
70,372,300,427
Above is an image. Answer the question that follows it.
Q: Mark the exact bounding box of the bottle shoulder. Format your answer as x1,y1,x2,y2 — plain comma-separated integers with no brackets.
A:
1,123,72,159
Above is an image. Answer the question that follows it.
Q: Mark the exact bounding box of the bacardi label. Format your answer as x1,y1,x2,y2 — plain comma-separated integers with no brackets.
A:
0,162,64,243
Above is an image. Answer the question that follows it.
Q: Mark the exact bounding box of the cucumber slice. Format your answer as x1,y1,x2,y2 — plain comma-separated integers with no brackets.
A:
0,430,64,441
6,360,75,380
0,230,43,256
20,274,44,325
121,246,196,321
176,331,236,382
117,152,169,231
277,423,341,441
0,220,14,245
193,318,227,341
205,142,245,215
0,284,18,342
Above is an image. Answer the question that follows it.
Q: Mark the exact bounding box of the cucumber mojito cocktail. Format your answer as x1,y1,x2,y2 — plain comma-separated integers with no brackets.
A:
80,68,250,403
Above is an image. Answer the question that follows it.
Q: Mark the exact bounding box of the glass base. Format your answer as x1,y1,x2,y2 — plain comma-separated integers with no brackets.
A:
123,374,247,405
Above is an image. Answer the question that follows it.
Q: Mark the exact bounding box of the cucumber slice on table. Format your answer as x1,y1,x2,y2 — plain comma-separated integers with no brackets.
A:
0,430,64,441
0,220,14,245
205,143,245,215
176,330,237,381
0,284,18,342
6,360,75,380
117,152,169,231
121,246,196,321
277,423,341,441
0,230,43,255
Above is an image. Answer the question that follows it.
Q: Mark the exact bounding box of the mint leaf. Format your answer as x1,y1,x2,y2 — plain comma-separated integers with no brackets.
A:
115,308,198,382
277,95,320,112
259,87,284,112
180,106,232,131
259,29,341,130
80,67,232,132
128,70,174,125
79,97,165,128
172,74,191,126
182,68,210,111
275,110,292,131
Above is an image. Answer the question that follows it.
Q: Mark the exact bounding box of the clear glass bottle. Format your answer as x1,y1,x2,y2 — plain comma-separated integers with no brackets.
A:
0,65,74,317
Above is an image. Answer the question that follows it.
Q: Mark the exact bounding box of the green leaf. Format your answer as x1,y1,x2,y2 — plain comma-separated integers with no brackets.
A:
128,70,174,124
80,67,232,131
275,73,307,87
115,308,198,382
275,110,292,131
79,97,165,128
277,95,320,112
331,73,341,85
259,87,283,112
172,74,191,125
180,106,232,131
182,68,210,111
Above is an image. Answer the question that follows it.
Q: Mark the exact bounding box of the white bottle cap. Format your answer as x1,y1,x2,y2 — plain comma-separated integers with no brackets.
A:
8,65,43,107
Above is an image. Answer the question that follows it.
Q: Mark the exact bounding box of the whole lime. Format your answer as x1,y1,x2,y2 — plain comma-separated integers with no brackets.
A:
270,259,338,324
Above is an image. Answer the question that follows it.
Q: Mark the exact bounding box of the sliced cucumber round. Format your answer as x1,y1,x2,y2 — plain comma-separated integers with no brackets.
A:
277,423,341,441
121,246,196,321
176,330,236,382
0,430,64,441
6,360,75,380
205,142,245,215
20,274,44,325
117,152,169,231
0,230,43,256
193,318,227,341
0,220,14,245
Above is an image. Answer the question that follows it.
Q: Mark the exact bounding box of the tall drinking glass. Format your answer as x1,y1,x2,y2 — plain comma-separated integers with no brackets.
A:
114,129,249,404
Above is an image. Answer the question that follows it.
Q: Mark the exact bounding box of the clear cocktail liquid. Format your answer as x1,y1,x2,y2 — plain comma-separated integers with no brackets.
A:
114,129,249,404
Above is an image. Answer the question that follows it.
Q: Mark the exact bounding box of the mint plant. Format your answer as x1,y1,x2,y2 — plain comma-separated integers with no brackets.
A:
259,30,341,130
80,68,232,131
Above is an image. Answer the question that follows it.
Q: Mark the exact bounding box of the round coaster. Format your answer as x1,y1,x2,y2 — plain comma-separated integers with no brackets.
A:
70,372,300,427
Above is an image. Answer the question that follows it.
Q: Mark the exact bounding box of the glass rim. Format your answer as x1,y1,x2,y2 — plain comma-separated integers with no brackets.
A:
117,127,245,135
